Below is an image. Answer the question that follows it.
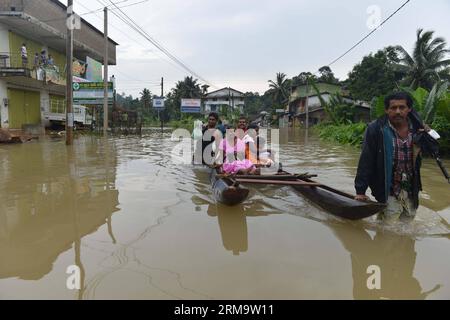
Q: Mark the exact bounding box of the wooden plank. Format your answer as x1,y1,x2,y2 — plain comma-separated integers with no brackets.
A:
236,178,321,187
216,174,317,180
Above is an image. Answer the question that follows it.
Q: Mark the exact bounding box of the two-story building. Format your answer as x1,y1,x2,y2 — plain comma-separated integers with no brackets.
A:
285,82,371,127
203,87,245,114
0,0,118,131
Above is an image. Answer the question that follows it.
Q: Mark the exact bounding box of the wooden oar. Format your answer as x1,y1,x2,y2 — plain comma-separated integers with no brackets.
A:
235,178,322,187
216,173,318,180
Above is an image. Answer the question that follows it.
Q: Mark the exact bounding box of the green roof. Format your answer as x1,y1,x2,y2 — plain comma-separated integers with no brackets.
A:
289,83,342,103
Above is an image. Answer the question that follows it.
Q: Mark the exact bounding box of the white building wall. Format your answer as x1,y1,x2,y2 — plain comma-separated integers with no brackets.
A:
0,23,10,129
204,98,245,112
0,22,9,54
0,79,8,129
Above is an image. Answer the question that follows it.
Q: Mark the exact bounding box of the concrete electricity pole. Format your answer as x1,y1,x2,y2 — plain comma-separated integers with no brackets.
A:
66,0,74,145
305,77,309,130
103,7,109,135
160,77,164,133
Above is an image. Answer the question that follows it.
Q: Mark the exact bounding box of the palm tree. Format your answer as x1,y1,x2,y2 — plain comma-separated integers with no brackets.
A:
175,76,202,98
268,72,290,107
396,29,450,89
140,88,151,109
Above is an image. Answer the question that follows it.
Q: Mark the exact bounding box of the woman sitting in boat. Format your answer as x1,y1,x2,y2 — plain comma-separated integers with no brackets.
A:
216,129,258,175
246,124,275,168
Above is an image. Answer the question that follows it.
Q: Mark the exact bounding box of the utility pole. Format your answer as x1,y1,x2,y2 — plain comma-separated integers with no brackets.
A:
228,86,231,115
103,7,109,136
305,77,309,130
66,0,74,145
160,77,164,133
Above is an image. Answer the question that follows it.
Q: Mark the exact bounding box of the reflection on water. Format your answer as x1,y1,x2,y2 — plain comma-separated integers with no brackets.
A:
327,221,441,299
0,137,119,284
0,128,449,300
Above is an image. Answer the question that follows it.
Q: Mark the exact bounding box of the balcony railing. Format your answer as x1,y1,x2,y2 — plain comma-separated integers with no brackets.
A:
0,52,66,85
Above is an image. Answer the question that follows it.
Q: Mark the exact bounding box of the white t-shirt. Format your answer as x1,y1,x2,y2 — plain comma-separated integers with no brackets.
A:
21,46,27,58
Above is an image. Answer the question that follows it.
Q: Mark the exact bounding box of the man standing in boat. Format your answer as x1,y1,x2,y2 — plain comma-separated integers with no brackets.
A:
200,112,221,165
354,92,429,220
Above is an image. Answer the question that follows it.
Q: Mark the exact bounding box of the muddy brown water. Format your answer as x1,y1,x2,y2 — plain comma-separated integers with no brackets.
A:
0,128,449,299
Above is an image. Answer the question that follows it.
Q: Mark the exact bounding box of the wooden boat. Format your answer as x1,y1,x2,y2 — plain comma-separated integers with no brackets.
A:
278,170,386,220
210,168,250,206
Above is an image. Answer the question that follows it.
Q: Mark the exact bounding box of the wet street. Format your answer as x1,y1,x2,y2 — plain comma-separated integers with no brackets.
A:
0,129,449,300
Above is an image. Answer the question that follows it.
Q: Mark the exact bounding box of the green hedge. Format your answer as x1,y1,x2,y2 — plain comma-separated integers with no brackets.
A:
316,120,449,156
315,122,367,146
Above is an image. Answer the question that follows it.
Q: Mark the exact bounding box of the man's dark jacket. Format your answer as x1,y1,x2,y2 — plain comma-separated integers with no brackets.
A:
355,115,423,209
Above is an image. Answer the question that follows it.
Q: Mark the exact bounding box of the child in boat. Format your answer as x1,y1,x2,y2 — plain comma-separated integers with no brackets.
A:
217,129,257,175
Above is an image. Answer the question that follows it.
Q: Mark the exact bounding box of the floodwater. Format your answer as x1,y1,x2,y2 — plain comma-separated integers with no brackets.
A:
0,128,449,300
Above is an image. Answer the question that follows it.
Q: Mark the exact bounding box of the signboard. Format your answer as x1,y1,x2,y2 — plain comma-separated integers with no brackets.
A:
86,56,103,82
153,98,165,109
73,82,113,105
72,59,87,78
276,109,285,113
181,99,201,113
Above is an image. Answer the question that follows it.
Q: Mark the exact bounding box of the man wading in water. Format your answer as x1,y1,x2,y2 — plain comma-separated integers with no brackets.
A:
354,92,430,221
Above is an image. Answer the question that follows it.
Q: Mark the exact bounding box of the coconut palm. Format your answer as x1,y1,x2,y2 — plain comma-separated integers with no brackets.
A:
267,72,290,107
175,76,202,98
396,29,450,90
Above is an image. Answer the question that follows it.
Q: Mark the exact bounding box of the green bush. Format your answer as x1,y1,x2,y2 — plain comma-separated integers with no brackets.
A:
316,122,367,146
170,116,195,131
432,115,450,155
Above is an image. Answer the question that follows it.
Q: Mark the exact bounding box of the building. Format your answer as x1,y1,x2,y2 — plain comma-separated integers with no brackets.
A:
0,0,118,131
203,87,245,113
286,82,371,126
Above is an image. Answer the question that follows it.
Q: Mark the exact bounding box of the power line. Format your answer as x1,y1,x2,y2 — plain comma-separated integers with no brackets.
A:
103,0,209,84
98,1,192,77
41,0,150,23
327,0,411,67
78,0,149,16
91,0,199,81
76,1,172,83
100,0,215,88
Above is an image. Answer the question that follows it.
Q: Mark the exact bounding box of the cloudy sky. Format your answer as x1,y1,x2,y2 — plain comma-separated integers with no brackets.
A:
61,0,450,97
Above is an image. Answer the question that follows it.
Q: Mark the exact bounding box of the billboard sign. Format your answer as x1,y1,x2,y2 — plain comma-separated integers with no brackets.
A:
153,98,165,109
73,82,113,105
86,56,103,82
72,59,87,78
181,99,201,113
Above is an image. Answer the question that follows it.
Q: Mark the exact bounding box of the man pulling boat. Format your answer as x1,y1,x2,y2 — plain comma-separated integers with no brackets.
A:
354,92,431,221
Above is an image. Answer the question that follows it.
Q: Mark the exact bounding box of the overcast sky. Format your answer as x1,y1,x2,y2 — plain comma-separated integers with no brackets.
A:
61,0,450,97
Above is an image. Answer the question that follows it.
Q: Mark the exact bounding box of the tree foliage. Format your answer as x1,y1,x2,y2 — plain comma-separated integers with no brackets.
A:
396,29,450,90
346,46,402,101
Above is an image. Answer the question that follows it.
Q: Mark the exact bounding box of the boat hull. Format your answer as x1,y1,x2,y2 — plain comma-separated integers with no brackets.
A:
210,169,250,206
281,172,386,220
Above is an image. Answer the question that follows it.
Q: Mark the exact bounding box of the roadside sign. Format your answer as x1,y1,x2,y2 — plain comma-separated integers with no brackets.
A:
181,99,201,113
153,98,165,109
276,109,285,113
73,82,113,105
